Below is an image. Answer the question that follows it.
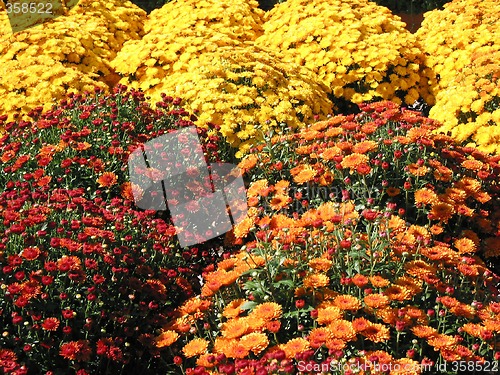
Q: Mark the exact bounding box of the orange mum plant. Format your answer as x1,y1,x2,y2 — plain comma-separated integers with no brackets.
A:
154,101,500,374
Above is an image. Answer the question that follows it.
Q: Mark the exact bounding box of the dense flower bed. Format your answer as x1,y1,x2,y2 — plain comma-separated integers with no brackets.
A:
1,0,500,374
415,0,500,155
111,0,264,92
0,86,235,374
255,0,427,107
0,0,146,120
142,45,334,158
155,101,500,374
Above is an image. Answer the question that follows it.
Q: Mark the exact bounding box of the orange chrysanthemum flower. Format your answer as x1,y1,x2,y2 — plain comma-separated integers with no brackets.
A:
369,275,390,288
352,317,371,332
274,180,290,192
364,293,390,309
325,338,346,351
450,303,475,319
222,318,248,339
324,126,344,138
387,215,406,233
223,299,247,319
361,323,390,343
360,122,378,134
457,263,479,277
251,302,283,321
427,334,457,350
282,338,310,359
429,202,455,223
120,182,135,201
328,319,356,341
461,323,486,338
321,146,342,160
308,327,333,347
228,342,250,359
352,140,378,154
308,257,333,272
352,274,369,288
291,164,317,184
395,276,422,295
239,332,269,355
182,338,208,358
156,330,179,348
96,172,118,188
404,260,437,278
247,179,269,198
238,154,258,172
333,295,361,311
246,316,266,332
340,153,369,170
420,245,455,261
303,273,329,289
407,163,428,176
433,166,453,182
414,188,438,205
461,159,483,171
233,217,253,239
269,194,291,211
196,353,218,368
439,296,459,309
266,320,281,333
411,325,438,339
316,306,343,325
384,285,412,302
453,238,477,254
74,142,92,151
316,202,337,222
455,177,481,194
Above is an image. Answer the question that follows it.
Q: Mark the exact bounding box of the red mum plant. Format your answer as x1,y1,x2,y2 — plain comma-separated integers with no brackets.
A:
0,85,235,374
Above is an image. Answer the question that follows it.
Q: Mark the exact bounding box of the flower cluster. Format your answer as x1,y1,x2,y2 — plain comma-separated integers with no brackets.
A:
415,0,500,105
0,0,146,121
255,0,427,108
154,101,500,374
111,0,264,91
147,45,333,158
429,49,500,155
0,86,232,374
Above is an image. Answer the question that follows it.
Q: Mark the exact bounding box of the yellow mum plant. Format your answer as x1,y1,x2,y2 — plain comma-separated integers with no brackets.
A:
154,45,333,158
416,0,500,104
0,0,146,120
111,0,264,89
255,0,426,107
0,55,108,118
430,49,500,155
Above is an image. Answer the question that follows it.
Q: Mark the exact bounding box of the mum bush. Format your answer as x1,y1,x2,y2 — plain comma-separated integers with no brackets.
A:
0,0,146,121
0,86,233,374
150,45,333,158
255,0,427,108
111,0,264,92
429,50,500,155
415,0,500,105
154,101,500,374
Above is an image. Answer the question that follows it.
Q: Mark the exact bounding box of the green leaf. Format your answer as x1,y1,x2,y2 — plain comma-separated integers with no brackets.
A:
240,301,258,311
